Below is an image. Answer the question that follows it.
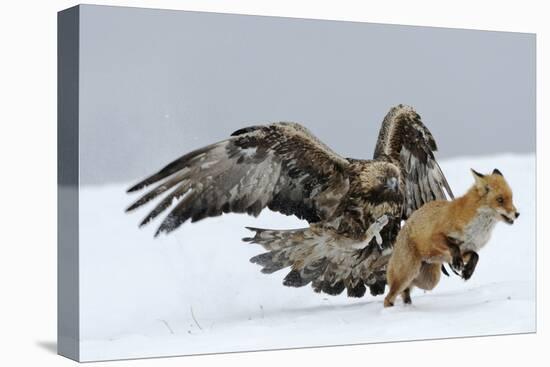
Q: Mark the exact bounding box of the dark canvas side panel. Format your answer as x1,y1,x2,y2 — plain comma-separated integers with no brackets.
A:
57,5,80,362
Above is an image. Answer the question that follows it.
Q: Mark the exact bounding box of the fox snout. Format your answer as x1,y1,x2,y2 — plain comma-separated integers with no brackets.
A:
500,210,519,225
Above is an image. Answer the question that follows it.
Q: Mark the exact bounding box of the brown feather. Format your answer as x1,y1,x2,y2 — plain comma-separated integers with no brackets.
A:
126,106,453,298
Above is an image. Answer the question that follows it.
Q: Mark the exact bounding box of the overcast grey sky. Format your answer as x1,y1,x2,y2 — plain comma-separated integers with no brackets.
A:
78,5,535,185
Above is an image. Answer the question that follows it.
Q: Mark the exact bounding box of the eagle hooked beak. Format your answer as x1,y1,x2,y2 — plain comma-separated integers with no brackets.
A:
385,177,399,192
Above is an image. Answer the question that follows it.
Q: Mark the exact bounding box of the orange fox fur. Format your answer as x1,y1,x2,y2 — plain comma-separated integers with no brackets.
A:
384,168,519,307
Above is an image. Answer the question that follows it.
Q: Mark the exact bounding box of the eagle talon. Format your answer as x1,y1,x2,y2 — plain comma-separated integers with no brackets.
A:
375,233,383,247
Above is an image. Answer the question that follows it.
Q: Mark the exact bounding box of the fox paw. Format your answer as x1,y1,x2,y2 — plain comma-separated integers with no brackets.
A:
451,257,464,272
461,251,479,281
462,265,474,280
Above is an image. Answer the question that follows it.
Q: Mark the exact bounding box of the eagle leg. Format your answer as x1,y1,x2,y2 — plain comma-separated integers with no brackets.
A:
369,214,389,248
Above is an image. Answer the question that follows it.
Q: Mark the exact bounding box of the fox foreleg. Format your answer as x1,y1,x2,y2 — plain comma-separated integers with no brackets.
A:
444,235,479,280
445,236,464,272
461,251,479,280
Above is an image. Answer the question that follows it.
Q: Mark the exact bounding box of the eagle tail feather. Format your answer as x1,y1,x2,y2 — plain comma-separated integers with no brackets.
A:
244,226,352,295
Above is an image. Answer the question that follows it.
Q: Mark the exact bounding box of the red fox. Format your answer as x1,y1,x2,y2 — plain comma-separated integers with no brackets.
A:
384,168,519,307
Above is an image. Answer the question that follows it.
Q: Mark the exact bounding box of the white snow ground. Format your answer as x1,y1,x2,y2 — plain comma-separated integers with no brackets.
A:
78,154,536,361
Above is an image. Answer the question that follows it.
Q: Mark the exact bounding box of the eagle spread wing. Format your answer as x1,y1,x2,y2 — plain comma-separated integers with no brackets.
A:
127,122,351,235
127,105,450,298
373,104,454,218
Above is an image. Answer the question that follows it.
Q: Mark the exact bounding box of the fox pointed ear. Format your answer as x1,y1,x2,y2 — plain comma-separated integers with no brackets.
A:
492,168,503,176
471,168,489,194
471,168,484,178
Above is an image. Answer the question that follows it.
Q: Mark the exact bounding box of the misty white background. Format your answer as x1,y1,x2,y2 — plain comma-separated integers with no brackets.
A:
78,6,534,186
0,1,548,367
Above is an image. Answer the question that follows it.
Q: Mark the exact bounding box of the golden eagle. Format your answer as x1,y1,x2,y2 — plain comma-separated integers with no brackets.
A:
126,104,453,297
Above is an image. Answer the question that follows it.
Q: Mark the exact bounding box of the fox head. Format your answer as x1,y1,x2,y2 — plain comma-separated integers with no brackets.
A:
471,168,519,225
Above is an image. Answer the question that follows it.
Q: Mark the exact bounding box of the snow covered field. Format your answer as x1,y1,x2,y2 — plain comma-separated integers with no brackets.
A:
78,154,536,361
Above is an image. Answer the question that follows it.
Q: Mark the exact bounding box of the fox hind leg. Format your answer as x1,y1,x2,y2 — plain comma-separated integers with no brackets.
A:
385,276,416,307
401,287,412,304
385,256,421,307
